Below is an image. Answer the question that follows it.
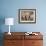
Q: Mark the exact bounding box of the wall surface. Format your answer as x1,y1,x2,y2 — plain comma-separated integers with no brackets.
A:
0,0,46,32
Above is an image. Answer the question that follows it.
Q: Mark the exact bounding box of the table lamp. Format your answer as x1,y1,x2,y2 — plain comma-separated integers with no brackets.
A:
5,18,14,35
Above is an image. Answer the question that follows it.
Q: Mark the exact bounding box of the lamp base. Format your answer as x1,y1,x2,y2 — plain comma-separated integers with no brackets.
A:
8,32,11,35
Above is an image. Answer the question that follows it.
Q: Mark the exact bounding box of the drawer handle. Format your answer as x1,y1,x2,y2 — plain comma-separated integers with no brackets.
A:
32,42,35,44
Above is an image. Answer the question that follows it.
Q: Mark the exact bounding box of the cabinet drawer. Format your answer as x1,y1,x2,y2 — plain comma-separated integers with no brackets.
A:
4,40,24,46
25,35,43,40
4,40,16,46
4,35,24,40
24,40,43,46
32,40,43,46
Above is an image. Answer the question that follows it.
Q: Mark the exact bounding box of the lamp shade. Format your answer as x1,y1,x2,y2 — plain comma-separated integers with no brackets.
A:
5,18,14,25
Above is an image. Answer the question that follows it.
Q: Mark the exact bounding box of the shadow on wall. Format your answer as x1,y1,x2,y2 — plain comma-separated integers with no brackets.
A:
0,16,5,46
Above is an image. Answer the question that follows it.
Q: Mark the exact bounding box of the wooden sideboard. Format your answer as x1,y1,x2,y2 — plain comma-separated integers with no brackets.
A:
4,32,43,46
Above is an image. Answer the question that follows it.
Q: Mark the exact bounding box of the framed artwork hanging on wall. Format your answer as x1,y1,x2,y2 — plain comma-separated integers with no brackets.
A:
18,9,36,24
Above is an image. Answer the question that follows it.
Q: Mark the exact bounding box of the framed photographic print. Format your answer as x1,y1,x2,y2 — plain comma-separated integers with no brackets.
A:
18,9,36,23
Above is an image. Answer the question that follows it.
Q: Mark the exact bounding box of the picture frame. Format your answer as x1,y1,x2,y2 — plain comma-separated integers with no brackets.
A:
18,9,36,24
